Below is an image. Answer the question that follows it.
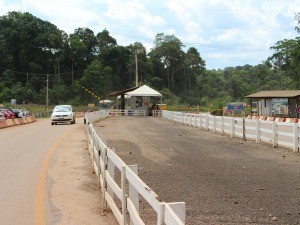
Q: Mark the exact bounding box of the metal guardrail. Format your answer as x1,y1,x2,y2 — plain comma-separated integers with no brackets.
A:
162,111,300,153
84,111,186,225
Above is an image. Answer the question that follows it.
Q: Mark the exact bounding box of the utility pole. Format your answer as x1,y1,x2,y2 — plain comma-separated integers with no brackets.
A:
135,51,139,87
46,74,49,108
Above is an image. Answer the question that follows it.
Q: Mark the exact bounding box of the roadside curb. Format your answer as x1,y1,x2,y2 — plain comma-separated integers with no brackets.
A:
0,117,37,129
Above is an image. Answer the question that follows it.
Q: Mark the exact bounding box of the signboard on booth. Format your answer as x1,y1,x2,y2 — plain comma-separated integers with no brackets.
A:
227,102,244,111
271,98,288,115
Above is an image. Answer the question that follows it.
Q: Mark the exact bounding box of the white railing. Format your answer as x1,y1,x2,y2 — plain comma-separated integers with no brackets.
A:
85,110,110,123
162,110,300,153
85,111,186,225
108,109,146,116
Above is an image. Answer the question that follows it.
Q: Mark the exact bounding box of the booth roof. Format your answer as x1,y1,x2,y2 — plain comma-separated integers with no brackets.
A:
126,85,162,97
108,86,139,97
246,90,300,98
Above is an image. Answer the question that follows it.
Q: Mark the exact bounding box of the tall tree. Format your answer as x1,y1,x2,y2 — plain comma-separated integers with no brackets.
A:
184,47,206,95
80,59,113,101
268,38,300,87
150,33,185,91
0,11,64,77
69,28,97,68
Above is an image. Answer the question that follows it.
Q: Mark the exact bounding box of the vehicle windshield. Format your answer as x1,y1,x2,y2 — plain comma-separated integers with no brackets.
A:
53,106,71,112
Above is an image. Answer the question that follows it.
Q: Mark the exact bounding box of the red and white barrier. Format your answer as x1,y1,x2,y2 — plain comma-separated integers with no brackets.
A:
0,117,37,129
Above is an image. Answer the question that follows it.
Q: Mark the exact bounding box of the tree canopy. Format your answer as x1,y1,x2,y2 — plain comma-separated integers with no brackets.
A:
0,11,300,108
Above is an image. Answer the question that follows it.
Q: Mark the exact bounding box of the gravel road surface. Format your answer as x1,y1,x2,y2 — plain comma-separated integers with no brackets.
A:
95,116,300,225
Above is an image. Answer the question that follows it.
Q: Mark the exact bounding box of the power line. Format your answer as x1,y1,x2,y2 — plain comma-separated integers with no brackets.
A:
0,66,83,76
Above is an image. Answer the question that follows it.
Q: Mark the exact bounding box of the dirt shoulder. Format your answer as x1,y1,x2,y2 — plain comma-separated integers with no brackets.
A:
47,121,118,225
95,116,300,225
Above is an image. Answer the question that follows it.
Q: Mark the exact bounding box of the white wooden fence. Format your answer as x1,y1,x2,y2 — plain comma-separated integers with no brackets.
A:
109,109,146,116
162,111,300,153
85,111,186,225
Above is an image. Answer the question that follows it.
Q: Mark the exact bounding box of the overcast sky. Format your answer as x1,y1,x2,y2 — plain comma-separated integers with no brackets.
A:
0,0,300,69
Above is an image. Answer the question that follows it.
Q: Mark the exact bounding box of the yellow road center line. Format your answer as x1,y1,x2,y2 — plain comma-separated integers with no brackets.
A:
35,127,76,225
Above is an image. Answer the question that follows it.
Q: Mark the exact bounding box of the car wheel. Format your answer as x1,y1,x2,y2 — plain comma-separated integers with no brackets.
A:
51,122,54,125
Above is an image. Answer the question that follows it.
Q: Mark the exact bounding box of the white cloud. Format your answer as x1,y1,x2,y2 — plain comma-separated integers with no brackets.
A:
0,0,299,69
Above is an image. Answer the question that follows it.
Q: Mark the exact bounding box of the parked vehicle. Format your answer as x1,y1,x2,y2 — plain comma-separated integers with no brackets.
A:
0,112,5,121
0,110,9,119
19,109,29,116
13,109,24,118
4,109,15,119
6,107,18,118
0,109,14,119
51,105,75,125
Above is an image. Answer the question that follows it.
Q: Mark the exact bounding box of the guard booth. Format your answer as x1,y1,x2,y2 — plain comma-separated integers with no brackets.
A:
126,85,162,115
108,85,163,116
246,90,300,118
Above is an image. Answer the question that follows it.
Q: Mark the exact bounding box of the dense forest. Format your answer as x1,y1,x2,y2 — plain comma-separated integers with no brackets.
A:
0,11,300,108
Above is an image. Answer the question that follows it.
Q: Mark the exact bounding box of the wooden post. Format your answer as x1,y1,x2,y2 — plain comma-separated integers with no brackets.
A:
256,119,260,143
293,123,299,152
231,117,235,137
121,166,127,225
221,117,224,134
213,116,216,133
243,118,246,140
128,165,139,225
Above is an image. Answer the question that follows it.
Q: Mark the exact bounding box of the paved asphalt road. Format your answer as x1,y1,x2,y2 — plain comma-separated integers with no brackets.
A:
0,118,77,225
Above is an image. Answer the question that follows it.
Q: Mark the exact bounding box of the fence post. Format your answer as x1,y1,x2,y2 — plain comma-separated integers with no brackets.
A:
157,202,165,225
256,119,260,143
221,117,224,134
243,119,246,140
231,117,235,137
213,116,216,133
101,147,108,213
121,165,127,225
165,202,186,224
293,123,299,153
128,164,139,225
272,121,277,147
107,148,115,204
205,115,209,131
199,114,202,130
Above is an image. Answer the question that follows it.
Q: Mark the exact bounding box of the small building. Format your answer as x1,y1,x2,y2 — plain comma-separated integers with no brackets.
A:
246,90,300,118
126,85,162,115
108,85,162,115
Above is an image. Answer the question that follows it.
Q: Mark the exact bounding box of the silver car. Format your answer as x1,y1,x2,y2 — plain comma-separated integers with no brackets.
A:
51,105,75,125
